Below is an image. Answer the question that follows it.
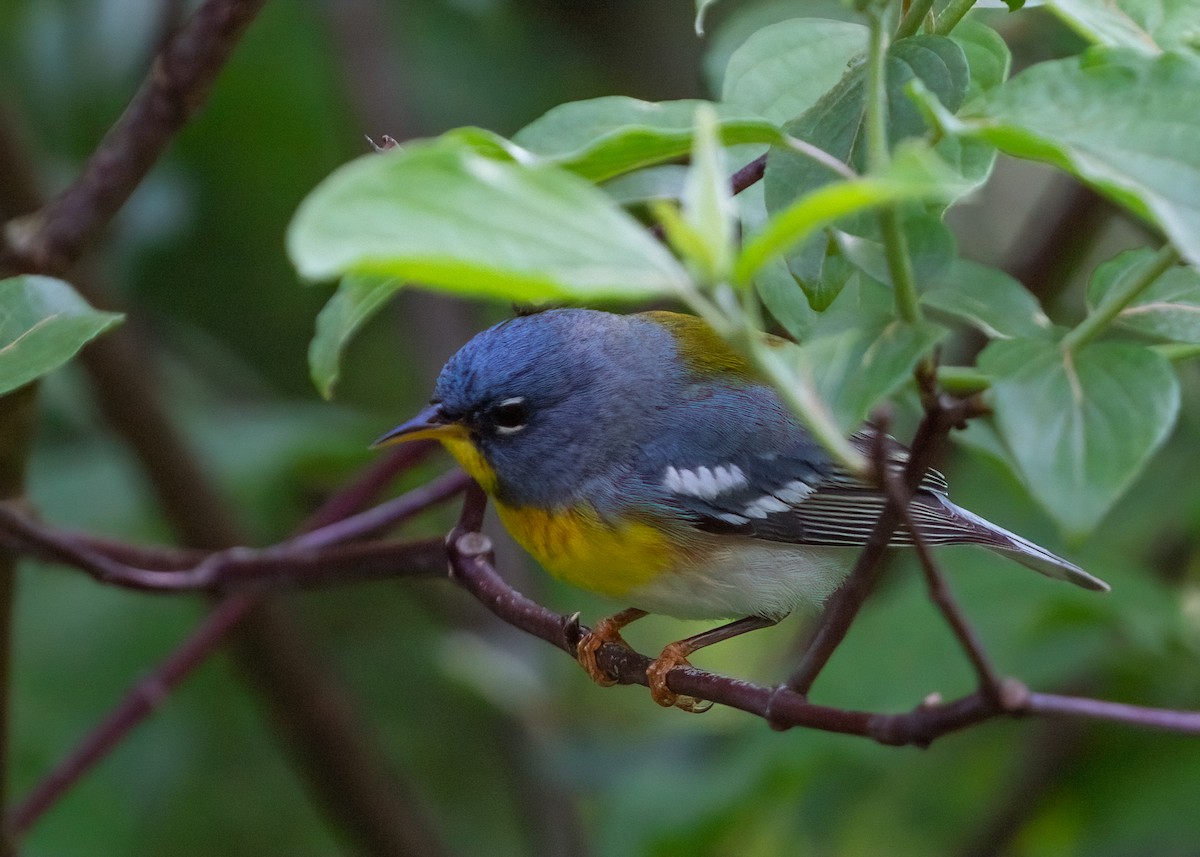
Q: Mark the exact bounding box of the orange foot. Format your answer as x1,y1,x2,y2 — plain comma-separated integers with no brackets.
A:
575,608,646,687
647,642,712,714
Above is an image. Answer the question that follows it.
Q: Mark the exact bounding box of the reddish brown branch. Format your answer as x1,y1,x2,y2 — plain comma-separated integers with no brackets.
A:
2,0,268,275
5,464,464,839
785,384,983,697
877,430,1007,704
0,471,467,593
731,154,767,195
6,592,259,837
445,497,1200,742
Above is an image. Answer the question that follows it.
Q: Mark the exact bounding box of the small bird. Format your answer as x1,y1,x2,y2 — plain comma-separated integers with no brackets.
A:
378,309,1108,710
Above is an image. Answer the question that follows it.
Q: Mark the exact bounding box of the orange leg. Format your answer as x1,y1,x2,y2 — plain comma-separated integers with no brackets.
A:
575,607,648,686
648,615,779,713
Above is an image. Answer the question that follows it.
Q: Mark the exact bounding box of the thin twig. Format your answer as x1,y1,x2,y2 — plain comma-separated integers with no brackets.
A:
0,471,467,593
878,451,1008,704
444,506,1200,741
783,420,921,697
2,0,268,274
6,462,462,837
730,155,766,196
6,592,260,836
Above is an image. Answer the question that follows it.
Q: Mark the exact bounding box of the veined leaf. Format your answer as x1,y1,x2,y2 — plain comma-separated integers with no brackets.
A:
512,97,780,182
288,139,690,302
941,49,1200,268
1046,0,1200,54
0,275,123,396
308,274,400,399
980,337,1179,536
923,260,1055,340
1088,248,1200,344
790,280,947,431
721,18,868,124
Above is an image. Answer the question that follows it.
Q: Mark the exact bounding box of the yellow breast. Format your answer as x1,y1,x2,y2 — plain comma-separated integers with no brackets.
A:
436,433,677,596
495,502,677,598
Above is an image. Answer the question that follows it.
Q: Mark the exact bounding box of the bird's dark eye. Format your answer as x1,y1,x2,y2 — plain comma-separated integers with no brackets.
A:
491,397,528,434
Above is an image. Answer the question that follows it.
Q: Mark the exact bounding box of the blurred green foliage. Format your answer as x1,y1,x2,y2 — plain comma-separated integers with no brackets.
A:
2,1,1199,856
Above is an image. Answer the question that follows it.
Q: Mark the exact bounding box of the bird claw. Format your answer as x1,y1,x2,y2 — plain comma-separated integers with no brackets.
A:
647,642,712,714
575,616,635,687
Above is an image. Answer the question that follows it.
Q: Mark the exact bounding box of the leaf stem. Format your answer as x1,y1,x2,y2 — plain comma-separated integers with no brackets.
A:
864,11,891,175
937,365,991,395
1061,244,1181,354
747,338,868,475
676,283,867,475
865,11,922,325
880,207,921,323
896,0,936,39
934,0,978,35
1154,342,1200,363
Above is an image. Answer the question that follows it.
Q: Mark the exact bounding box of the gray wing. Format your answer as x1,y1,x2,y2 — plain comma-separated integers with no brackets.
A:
641,410,1107,592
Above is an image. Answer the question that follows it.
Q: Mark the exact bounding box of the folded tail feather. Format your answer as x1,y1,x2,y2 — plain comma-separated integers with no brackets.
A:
916,496,1109,592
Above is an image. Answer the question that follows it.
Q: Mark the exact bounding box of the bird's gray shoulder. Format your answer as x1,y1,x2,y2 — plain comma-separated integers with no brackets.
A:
631,392,951,545
630,385,832,528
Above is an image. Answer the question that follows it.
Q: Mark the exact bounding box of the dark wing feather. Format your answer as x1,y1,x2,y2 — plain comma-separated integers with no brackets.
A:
633,388,1107,590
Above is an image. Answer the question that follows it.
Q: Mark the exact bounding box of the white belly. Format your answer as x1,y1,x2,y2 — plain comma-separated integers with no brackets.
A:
623,542,856,620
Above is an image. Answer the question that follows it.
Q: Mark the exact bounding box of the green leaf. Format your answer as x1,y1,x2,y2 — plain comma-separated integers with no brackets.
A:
790,280,947,430
1046,0,1200,54
979,338,1180,536
763,34,970,297
737,143,971,285
720,18,868,124
922,259,1056,340
946,49,1200,268
601,165,689,206
932,22,1010,190
512,97,780,182
1088,249,1200,344
766,34,969,211
308,274,400,399
756,255,819,341
288,139,690,302
834,210,957,288
0,275,123,396
679,105,737,282
950,20,1012,98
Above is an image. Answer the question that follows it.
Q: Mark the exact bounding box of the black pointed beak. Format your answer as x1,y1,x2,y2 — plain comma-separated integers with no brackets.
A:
371,404,460,448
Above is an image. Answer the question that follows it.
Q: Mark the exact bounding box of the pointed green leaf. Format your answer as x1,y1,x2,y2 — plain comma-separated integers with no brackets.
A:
1088,249,1200,344
980,338,1179,536
738,143,970,285
1046,0,1200,54
791,280,947,430
951,20,1012,99
923,259,1056,340
756,255,819,341
938,21,1010,188
0,275,123,396
765,34,969,215
288,140,690,301
308,274,401,399
951,49,1200,268
763,34,971,298
721,19,868,124
695,0,719,34
512,97,780,182
680,105,737,282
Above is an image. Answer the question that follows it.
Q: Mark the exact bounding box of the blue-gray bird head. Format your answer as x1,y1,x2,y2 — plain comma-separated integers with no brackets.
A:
376,309,681,507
